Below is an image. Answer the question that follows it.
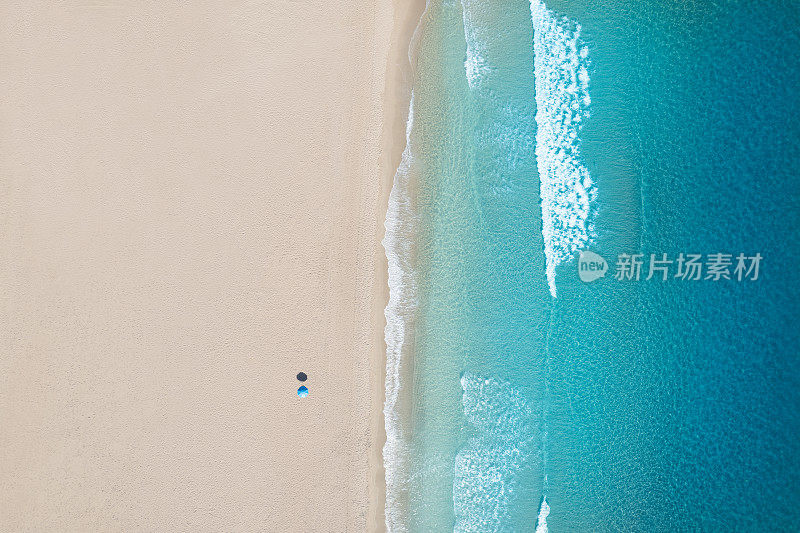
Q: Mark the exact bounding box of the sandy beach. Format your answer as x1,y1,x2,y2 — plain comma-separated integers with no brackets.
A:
1,1,421,530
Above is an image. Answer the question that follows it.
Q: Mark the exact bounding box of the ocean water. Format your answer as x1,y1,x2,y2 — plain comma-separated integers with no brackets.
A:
384,0,800,531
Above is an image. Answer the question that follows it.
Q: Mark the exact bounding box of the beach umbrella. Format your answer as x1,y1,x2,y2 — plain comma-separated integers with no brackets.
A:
297,385,309,398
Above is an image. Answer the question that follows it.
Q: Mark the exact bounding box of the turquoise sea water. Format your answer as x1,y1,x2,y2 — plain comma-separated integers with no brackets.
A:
384,0,800,531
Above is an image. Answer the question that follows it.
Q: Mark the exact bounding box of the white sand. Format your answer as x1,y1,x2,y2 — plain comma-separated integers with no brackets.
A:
0,1,422,530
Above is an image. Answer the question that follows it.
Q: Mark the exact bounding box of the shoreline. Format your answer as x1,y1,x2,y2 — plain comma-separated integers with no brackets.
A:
372,1,428,531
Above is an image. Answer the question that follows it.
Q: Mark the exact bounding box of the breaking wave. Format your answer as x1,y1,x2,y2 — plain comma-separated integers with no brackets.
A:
383,5,431,530
530,0,596,297
453,374,538,532
461,0,495,90
535,496,550,533
382,91,419,533
461,0,537,199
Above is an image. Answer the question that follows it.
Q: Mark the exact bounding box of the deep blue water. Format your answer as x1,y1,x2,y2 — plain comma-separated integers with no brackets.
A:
384,0,800,530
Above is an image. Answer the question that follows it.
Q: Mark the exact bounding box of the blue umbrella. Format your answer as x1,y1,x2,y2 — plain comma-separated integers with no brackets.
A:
297,385,309,398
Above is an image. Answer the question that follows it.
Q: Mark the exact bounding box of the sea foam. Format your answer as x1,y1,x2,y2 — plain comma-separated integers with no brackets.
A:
530,0,596,297
461,0,494,90
453,374,538,532
535,496,550,533
382,92,418,533
460,0,538,221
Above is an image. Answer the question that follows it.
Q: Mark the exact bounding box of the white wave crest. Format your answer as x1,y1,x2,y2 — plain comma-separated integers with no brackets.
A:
530,0,596,297
461,0,494,89
382,92,419,533
453,374,538,532
535,496,550,533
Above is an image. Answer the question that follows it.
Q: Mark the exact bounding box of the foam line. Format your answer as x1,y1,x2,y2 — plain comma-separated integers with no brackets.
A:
530,0,596,297
382,91,418,533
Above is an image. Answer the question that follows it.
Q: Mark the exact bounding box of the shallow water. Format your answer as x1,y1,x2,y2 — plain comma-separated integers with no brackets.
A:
384,0,800,530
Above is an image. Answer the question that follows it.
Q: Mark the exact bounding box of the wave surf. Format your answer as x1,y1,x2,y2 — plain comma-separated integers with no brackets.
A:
530,0,596,297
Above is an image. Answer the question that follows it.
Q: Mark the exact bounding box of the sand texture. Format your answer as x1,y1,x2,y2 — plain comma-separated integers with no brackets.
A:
0,0,419,530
